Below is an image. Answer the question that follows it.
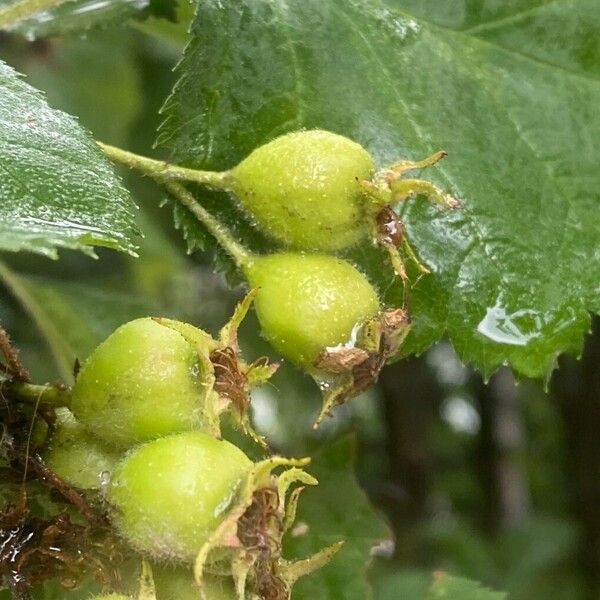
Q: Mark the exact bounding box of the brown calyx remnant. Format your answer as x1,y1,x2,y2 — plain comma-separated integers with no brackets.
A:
237,488,288,600
313,307,411,427
375,206,404,247
210,346,250,415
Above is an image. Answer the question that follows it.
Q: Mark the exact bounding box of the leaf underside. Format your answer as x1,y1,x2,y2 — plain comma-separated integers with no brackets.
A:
0,60,138,258
158,0,600,380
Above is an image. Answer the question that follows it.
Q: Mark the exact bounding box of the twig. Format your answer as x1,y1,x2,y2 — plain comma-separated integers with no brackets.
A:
0,323,30,382
26,454,100,525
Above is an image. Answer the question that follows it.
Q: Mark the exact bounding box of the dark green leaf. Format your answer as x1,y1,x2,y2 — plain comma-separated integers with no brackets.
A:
285,436,391,600
158,0,600,379
0,60,138,258
426,573,506,600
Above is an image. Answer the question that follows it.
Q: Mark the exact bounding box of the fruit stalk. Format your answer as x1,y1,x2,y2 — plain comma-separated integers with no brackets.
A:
164,181,252,268
7,381,71,407
98,142,231,189
98,143,251,268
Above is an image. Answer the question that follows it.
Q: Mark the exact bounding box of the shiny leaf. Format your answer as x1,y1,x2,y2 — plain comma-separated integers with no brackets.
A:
0,60,138,258
158,0,600,379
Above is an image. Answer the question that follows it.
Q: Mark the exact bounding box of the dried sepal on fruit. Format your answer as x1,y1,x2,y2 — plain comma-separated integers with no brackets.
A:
193,456,342,600
313,307,411,427
359,149,460,281
71,290,277,449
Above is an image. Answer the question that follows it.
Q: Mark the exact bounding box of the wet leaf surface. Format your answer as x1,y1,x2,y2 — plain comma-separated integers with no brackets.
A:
159,0,600,379
0,61,138,259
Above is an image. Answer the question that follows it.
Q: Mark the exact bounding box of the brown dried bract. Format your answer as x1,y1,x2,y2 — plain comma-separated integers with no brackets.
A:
351,352,387,395
237,488,282,558
237,488,288,600
375,206,404,247
313,347,369,375
210,346,249,414
255,562,287,600
312,308,411,426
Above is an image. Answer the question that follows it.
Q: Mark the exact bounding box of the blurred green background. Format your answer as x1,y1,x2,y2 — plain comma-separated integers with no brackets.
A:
1,8,599,600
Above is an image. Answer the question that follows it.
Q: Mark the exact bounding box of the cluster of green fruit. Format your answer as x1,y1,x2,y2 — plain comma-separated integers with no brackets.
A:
103,129,458,422
203,129,458,421
41,301,338,600
28,130,457,599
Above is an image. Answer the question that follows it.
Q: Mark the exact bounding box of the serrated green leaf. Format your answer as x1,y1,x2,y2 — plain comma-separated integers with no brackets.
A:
0,60,138,258
158,0,600,379
426,573,506,600
0,0,175,39
285,436,391,600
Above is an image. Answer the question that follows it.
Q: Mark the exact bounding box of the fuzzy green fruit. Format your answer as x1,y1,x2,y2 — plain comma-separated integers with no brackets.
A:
42,408,119,489
71,318,211,448
232,130,374,251
244,253,380,369
153,566,234,600
108,431,253,561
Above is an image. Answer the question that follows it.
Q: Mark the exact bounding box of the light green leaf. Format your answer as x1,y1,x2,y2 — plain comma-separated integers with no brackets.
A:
426,573,506,600
0,60,138,258
285,436,391,600
158,0,600,379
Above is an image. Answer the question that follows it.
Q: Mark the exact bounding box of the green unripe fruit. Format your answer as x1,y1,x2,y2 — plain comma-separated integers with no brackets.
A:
108,431,253,561
244,253,380,369
153,565,234,600
90,596,130,600
232,130,375,251
42,408,119,489
71,318,210,448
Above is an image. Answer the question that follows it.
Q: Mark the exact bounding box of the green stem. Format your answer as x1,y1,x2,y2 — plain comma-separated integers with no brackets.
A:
164,182,253,268
0,0,69,29
98,141,253,268
7,381,71,407
98,142,232,189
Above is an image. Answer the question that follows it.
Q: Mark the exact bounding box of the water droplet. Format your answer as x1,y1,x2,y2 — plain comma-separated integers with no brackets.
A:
477,300,540,346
